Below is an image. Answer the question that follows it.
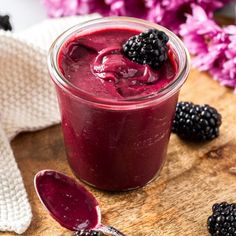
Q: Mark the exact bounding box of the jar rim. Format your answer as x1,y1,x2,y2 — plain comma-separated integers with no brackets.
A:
48,16,190,109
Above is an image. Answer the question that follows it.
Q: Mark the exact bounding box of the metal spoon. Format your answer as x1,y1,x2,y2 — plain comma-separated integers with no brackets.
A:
34,170,125,236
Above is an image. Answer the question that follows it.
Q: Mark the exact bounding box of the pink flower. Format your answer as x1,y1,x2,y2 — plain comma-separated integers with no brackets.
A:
146,0,229,33
42,0,78,17
179,5,221,65
180,5,236,91
76,0,109,15
77,0,149,18
42,0,230,34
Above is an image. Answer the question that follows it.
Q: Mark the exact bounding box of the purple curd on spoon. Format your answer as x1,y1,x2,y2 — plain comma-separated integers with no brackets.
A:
34,170,125,235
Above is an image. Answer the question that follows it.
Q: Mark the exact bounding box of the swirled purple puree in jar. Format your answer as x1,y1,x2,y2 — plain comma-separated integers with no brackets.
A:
59,28,177,99
56,27,179,191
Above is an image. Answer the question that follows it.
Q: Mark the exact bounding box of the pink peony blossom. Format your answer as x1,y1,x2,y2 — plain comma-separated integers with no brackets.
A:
42,0,78,17
146,0,230,33
180,5,236,91
42,0,230,33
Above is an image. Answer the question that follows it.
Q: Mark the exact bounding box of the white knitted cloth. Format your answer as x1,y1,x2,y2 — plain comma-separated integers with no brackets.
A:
0,14,100,234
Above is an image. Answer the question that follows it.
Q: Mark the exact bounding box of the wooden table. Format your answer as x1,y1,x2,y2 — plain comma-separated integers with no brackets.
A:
3,68,236,236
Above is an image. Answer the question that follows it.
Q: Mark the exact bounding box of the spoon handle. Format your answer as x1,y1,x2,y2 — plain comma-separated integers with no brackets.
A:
98,224,125,236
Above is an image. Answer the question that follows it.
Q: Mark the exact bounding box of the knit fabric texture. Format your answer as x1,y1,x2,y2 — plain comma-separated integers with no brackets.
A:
0,14,100,234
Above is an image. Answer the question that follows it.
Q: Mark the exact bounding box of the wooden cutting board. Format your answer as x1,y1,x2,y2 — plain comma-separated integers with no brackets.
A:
3,68,236,236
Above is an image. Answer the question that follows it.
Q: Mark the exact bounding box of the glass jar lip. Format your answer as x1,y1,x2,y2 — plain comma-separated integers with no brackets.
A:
48,16,190,109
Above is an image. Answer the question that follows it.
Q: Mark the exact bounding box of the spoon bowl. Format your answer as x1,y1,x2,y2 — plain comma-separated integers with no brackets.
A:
34,170,125,235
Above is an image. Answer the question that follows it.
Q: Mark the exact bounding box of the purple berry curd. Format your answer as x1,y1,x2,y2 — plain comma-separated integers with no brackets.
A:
48,17,190,191
35,170,100,231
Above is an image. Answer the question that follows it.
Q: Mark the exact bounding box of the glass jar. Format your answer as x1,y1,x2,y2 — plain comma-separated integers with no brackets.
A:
48,17,190,191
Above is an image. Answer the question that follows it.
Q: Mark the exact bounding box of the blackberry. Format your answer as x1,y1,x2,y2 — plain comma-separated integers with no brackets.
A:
0,15,12,31
75,229,103,236
172,102,222,141
123,28,169,69
207,202,236,236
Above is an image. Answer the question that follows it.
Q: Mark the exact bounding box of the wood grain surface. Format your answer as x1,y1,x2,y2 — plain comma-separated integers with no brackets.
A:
2,68,236,236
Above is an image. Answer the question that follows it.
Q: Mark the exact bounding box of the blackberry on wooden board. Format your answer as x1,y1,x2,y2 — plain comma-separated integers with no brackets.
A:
207,202,236,236
172,101,222,141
